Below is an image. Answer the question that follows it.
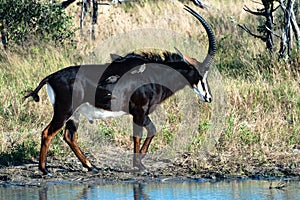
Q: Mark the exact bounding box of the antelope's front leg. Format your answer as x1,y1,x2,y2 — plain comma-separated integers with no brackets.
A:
140,117,156,159
132,116,156,171
132,122,146,171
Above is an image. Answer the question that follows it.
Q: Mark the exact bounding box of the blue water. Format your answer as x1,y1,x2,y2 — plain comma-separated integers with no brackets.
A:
0,180,299,200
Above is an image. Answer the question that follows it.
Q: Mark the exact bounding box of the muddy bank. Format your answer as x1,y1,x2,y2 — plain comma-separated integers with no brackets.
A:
1,146,299,186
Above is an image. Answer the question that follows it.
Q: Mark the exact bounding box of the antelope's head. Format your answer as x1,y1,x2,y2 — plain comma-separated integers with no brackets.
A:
177,5,216,103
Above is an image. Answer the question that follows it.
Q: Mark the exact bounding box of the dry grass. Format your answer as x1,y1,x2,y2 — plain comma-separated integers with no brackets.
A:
0,0,299,177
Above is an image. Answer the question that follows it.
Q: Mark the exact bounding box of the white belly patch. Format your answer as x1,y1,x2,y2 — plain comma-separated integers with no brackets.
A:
71,102,127,123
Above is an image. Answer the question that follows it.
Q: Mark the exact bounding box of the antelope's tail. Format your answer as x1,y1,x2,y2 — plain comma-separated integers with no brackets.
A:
23,76,50,102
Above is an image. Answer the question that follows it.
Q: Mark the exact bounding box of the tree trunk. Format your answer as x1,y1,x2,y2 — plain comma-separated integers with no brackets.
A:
290,4,300,48
262,0,274,52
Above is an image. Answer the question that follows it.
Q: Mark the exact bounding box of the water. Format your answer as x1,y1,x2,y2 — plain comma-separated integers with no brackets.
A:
0,180,299,200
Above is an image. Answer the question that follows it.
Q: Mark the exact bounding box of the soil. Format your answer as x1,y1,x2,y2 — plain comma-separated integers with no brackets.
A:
1,145,299,186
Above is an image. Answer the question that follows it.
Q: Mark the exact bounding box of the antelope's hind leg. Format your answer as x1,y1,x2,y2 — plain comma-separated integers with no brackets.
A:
63,119,98,173
39,120,65,176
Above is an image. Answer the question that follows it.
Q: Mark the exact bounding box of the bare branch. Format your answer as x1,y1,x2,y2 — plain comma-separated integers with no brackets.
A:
265,26,281,38
250,0,263,5
111,0,133,4
243,5,265,16
278,0,287,10
61,0,76,9
238,24,266,41
272,4,281,12
191,0,210,9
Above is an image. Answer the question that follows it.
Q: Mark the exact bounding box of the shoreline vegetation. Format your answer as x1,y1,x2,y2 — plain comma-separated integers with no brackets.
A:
0,0,299,183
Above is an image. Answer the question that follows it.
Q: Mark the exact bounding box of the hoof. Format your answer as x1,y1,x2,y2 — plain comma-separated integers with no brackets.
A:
40,167,52,176
88,166,99,173
140,167,148,173
133,162,147,172
138,163,147,172
46,172,54,177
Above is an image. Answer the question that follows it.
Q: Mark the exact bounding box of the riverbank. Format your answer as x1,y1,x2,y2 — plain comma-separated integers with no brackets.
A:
1,143,299,186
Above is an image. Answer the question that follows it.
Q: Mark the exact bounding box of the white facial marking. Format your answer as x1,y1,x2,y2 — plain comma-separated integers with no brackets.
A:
194,81,205,102
71,102,126,123
46,83,55,106
194,71,211,102
202,71,212,101
197,81,205,96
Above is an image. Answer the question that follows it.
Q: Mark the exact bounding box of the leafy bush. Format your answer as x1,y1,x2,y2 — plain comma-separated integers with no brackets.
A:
0,0,75,47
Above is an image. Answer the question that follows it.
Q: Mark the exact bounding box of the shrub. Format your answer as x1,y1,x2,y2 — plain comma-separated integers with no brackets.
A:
0,0,75,47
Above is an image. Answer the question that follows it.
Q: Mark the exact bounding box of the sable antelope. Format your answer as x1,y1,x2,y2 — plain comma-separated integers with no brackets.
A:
24,5,216,175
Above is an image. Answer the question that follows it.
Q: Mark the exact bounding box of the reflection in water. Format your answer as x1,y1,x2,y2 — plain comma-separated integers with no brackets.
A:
37,183,150,200
133,184,150,200
0,180,299,200
39,187,47,200
74,185,93,200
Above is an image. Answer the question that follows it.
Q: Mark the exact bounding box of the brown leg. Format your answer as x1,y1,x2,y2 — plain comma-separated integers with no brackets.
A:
63,120,98,172
139,137,154,155
132,121,145,170
140,117,156,158
39,121,64,175
132,116,156,171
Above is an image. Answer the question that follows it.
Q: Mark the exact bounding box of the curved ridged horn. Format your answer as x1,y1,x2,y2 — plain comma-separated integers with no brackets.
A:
184,5,217,71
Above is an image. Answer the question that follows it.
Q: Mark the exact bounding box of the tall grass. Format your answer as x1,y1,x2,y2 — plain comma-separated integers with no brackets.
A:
0,0,299,175
0,46,78,161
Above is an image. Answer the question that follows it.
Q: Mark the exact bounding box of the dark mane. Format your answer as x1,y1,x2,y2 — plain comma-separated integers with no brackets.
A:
114,51,183,63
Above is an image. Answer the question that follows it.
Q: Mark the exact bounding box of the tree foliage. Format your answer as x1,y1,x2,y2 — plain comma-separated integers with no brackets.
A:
0,0,75,48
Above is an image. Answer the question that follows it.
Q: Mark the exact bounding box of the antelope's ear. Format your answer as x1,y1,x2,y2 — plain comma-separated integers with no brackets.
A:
174,47,197,66
110,53,122,61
